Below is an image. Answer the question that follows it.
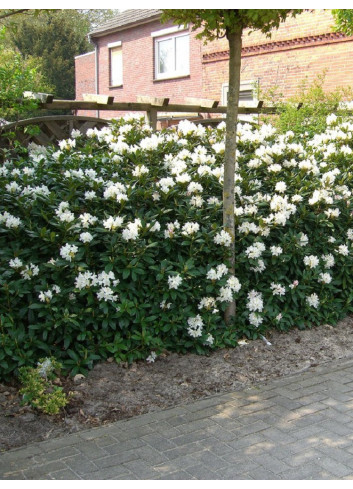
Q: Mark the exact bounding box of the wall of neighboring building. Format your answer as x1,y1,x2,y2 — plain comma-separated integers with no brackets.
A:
202,10,353,102
75,18,203,120
75,51,96,117
75,10,353,122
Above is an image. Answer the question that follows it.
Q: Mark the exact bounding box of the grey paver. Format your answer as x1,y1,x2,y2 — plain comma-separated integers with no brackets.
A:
2,357,353,480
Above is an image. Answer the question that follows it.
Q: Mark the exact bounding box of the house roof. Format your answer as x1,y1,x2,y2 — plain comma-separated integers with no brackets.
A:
89,9,162,38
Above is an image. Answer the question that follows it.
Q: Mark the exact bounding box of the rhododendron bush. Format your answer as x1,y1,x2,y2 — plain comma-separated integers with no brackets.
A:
1,114,353,378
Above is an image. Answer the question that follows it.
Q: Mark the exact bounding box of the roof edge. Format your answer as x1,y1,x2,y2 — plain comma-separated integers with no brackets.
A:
89,11,162,39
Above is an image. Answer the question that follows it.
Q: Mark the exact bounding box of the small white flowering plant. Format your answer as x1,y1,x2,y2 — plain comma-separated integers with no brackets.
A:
1,113,353,379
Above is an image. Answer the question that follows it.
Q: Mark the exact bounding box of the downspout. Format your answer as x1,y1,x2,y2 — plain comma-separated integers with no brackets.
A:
90,35,100,119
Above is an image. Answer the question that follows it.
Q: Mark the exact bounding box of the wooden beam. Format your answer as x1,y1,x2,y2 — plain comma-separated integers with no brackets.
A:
39,100,282,115
83,94,114,104
137,95,169,106
23,91,54,103
185,97,219,108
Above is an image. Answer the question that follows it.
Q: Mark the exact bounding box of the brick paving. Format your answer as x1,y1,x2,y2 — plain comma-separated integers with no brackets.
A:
2,357,353,480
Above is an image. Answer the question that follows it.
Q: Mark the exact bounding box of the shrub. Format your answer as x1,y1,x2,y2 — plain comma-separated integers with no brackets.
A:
261,73,353,139
1,114,353,379
18,357,68,415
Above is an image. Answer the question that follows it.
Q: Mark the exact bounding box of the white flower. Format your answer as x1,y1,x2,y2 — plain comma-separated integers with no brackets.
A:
187,182,203,194
0,212,22,228
59,138,76,150
306,293,320,309
97,286,118,302
60,244,78,262
325,208,340,219
250,259,266,273
71,129,82,138
304,255,319,269
75,271,95,289
9,257,23,268
149,221,161,232
38,290,53,303
79,213,98,228
246,290,263,312
318,273,332,284
206,264,228,281
122,219,141,241
270,246,283,256
270,283,286,296
85,190,97,200
79,232,93,243
190,195,204,207
181,222,200,236
132,165,149,177
326,113,337,126
20,263,39,280
103,216,124,231
245,242,265,259
217,286,234,303
322,254,335,268
204,334,214,346
275,181,287,193
337,245,349,256
160,300,172,310
214,230,232,247
187,315,203,338
248,312,263,327
168,274,182,289
198,297,217,310
164,221,180,239
226,276,241,293
146,352,157,363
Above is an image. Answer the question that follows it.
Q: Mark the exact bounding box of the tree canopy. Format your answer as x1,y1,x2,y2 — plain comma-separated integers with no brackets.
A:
161,9,303,40
9,9,118,100
332,9,353,36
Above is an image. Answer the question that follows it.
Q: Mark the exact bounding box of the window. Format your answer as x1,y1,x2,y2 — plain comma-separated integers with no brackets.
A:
109,41,123,87
153,29,189,80
222,80,258,122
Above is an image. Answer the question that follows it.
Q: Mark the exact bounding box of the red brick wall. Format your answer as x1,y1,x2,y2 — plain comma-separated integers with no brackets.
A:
75,10,353,120
75,51,97,117
76,19,203,119
202,10,353,102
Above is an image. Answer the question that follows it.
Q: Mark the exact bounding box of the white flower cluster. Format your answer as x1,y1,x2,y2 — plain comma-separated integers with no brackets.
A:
0,211,22,228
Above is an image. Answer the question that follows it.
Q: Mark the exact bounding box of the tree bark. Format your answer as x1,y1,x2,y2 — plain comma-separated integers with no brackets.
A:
223,27,242,325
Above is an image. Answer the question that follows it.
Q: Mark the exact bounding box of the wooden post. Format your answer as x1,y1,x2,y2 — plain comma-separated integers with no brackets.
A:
146,107,158,130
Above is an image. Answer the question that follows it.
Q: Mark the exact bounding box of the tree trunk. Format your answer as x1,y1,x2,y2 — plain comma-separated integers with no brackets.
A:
223,28,242,325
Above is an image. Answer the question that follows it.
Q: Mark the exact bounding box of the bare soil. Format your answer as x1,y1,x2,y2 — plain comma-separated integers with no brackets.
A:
2,317,353,452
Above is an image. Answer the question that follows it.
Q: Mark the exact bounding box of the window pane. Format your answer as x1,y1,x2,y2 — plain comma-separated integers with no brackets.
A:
111,47,122,86
175,34,189,73
158,38,173,74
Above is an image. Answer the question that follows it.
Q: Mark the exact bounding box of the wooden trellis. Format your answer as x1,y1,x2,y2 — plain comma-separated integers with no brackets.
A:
0,115,110,149
0,92,311,149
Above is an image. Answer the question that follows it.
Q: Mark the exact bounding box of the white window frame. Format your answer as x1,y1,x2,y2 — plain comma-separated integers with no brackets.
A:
153,29,190,80
108,41,123,87
222,80,258,122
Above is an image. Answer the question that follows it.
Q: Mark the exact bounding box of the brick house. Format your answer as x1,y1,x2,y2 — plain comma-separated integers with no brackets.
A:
75,9,353,119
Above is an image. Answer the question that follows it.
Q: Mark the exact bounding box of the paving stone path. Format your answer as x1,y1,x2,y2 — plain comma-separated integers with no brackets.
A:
2,357,353,480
